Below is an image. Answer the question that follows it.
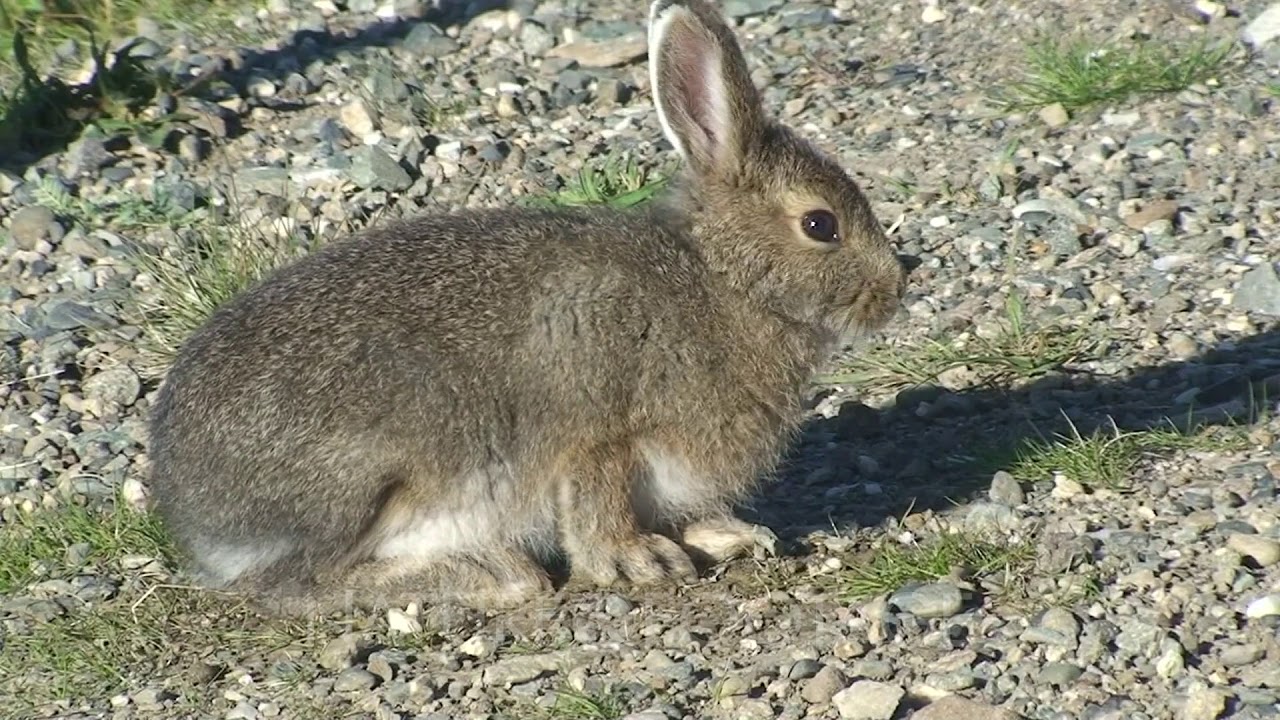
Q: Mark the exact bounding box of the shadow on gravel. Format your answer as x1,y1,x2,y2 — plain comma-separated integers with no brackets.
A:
0,0,509,174
750,327,1280,543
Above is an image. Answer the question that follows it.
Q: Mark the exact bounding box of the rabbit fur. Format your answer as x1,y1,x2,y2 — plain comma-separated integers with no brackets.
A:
146,0,909,617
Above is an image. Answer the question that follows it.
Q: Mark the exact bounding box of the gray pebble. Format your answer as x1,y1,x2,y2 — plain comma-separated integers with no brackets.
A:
1234,262,1280,316
9,206,63,250
989,470,1025,506
890,582,964,619
348,146,413,191
800,664,847,704
318,633,364,670
1220,643,1265,667
1038,662,1084,687
832,680,903,720
332,667,378,692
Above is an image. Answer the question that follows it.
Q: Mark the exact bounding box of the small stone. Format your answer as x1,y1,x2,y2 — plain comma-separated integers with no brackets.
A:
1038,662,1084,687
133,687,174,707
1122,199,1179,230
9,206,63,250
604,594,635,617
1182,687,1227,720
458,634,498,658
66,136,113,176
82,366,142,412
1052,475,1085,499
921,5,946,23
318,633,363,670
1012,197,1088,225
340,99,378,136
889,582,963,618
518,21,555,56
800,665,847,704
723,0,784,18
1039,607,1082,643
367,653,395,683
1195,1,1227,20
832,680,904,720
1243,3,1280,48
226,701,260,720
1167,332,1199,359
235,167,291,195
402,22,458,55
246,75,276,98
789,658,822,680
1156,641,1186,678
348,146,412,191
989,471,1025,506
1220,643,1264,667
333,667,378,692
911,696,1019,720
1235,263,1280,316
1038,102,1069,127
547,33,647,67
962,501,1022,534
1227,533,1280,567
1245,594,1280,618
481,654,558,687
121,477,150,512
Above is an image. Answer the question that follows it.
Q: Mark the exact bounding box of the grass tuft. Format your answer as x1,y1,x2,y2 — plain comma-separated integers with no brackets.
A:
0,492,321,713
0,0,247,77
995,33,1234,112
998,417,1254,489
531,152,670,209
0,491,172,594
826,293,1106,392
834,533,1034,601
124,195,319,379
543,687,627,719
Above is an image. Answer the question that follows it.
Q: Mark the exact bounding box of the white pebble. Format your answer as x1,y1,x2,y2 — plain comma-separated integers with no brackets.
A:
1245,594,1280,619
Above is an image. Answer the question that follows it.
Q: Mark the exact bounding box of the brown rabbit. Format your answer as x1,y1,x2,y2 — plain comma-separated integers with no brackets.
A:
145,0,908,617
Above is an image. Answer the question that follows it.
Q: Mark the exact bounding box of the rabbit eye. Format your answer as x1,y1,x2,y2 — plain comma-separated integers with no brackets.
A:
801,210,840,243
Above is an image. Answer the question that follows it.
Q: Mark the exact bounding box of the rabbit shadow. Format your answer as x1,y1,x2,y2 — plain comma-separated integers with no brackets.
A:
742,326,1280,546
0,0,512,174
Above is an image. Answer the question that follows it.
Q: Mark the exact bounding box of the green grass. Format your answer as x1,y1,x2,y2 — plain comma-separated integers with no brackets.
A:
0,0,245,76
0,491,322,714
530,152,671,209
32,174,202,230
833,533,1035,601
1266,82,1280,99
0,30,182,161
501,685,627,720
542,687,627,719
0,1,257,163
825,293,1106,392
996,33,1234,112
0,490,172,594
998,418,1255,489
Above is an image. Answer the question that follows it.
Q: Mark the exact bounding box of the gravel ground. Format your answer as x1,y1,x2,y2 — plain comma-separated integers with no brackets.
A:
2,0,1280,718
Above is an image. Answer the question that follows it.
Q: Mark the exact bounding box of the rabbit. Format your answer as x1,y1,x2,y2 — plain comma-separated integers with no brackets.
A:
145,0,909,618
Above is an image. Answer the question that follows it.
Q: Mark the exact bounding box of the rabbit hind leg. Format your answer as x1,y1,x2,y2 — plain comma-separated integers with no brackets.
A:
244,546,553,618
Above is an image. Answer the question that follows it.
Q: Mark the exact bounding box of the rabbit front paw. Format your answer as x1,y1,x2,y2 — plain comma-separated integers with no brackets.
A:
571,532,697,587
681,516,780,564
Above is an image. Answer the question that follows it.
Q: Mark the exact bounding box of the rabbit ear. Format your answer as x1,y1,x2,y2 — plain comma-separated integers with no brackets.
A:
648,0,766,177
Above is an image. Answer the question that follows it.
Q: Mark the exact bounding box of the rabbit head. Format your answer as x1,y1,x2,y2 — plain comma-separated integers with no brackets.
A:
648,0,907,348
